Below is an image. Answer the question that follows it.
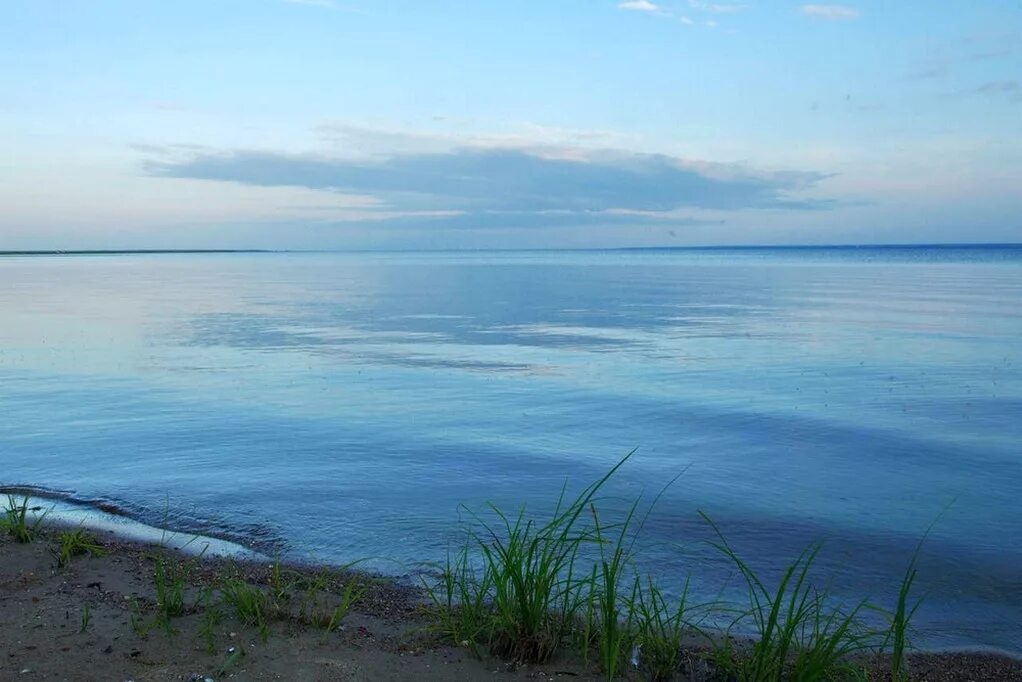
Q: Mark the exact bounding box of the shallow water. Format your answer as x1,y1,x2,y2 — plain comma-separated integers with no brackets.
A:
1,247,1020,651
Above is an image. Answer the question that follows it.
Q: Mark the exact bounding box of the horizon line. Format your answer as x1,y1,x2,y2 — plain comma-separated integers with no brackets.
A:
2,242,1022,256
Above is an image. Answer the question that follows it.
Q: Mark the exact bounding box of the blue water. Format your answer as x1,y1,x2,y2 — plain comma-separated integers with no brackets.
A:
1,247,1020,652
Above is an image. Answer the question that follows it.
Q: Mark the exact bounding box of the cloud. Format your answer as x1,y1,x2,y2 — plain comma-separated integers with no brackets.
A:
800,4,859,20
316,122,632,158
688,1,745,14
141,133,834,230
908,66,947,81
973,80,1022,101
617,0,659,11
281,0,366,11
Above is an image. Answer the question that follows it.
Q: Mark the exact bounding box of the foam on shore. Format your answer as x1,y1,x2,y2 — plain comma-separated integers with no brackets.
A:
6,490,264,560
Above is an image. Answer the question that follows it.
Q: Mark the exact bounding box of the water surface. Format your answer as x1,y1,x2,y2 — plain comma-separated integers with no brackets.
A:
1,247,1020,651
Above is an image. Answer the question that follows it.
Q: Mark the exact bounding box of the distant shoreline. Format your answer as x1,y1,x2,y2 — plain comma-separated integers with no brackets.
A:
0,249,273,256
2,242,1021,256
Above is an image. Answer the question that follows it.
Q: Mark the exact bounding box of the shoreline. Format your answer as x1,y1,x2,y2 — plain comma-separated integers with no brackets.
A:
3,496,1022,680
10,491,1022,659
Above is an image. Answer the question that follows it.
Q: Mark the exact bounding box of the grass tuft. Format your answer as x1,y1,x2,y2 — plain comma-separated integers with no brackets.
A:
198,586,225,654
220,577,271,641
472,452,635,663
422,545,495,654
79,602,92,633
2,495,47,543
701,511,875,682
591,501,640,679
57,528,107,567
324,579,365,632
421,452,929,679
633,576,692,681
880,512,940,682
151,553,190,633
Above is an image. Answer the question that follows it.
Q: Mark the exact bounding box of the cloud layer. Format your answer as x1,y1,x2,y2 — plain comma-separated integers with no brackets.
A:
143,138,833,229
800,4,859,20
618,0,659,11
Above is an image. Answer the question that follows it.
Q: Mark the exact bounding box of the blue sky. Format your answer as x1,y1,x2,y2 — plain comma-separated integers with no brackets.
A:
1,1,1020,249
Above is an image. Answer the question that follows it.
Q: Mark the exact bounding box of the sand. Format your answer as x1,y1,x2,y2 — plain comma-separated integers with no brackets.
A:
2,527,1020,681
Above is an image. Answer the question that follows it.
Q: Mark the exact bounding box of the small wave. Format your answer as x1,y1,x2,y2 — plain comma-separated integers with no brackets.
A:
2,485,268,560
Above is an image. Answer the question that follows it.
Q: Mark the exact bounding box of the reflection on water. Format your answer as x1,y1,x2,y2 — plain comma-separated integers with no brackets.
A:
1,247,1021,651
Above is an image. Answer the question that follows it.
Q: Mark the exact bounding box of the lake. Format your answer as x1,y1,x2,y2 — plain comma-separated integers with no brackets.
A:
1,246,1020,652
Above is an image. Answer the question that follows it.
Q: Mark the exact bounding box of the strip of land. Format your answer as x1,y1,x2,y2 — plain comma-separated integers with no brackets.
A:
2,525,1021,681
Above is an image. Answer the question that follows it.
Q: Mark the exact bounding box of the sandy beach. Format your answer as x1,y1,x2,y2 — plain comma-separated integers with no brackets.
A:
3,521,1021,682
1,524,580,681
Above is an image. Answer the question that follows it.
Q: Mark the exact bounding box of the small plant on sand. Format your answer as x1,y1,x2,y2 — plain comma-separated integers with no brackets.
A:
702,512,874,682
215,646,245,679
471,454,635,663
591,502,641,679
297,569,330,623
57,527,107,566
633,576,693,681
152,554,190,632
884,555,921,682
198,587,225,654
129,598,148,636
426,451,694,669
423,545,495,655
221,577,271,641
2,495,47,543
79,602,93,633
573,571,600,668
270,560,295,600
879,516,940,682
323,579,366,633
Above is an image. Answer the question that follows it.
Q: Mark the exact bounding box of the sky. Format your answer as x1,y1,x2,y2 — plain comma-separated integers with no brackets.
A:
1,1,1020,250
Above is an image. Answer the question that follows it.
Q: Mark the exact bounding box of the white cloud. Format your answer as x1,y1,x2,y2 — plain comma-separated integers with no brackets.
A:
617,0,660,11
800,4,860,20
688,1,744,13
679,15,694,25
283,0,331,5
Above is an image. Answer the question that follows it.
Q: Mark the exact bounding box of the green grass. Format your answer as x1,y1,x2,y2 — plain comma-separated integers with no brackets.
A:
198,587,225,654
633,576,692,681
210,562,368,642
220,577,271,641
79,602,92,633
880,517,937,682
591,502,640,679
324,579,365,632
701,512,875,682
214,646,245,679
129,598,146,636
297,569,330,623
2,495,47,543
151,554,190,633
422,454,932,680
469,452,635,663
57,528,107,567
424,451,689,671
422,545,495,654
885,556,920,682
268,560,295,608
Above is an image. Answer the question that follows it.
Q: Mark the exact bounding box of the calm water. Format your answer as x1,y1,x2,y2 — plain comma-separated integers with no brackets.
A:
1,247,1020,652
